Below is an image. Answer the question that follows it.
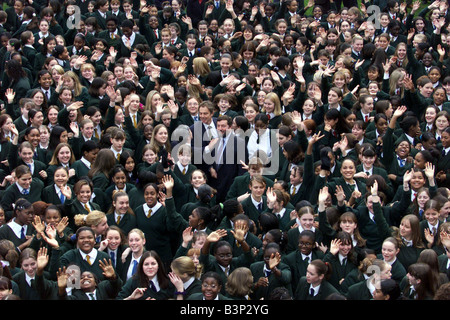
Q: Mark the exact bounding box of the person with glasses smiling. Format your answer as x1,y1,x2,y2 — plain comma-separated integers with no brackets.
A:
187,271,231,300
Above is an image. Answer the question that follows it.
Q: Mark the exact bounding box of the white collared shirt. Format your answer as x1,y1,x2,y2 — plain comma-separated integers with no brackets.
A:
80,248,98,263
80,157,91,169
251,195,263,211
127,255,142,280
8,218,26,239
143,202,162,217
309,284,320,296
25,273,35,287
122,32,136,46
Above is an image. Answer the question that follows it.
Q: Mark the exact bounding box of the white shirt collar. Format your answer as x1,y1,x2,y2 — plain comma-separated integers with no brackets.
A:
143,202,162,217
79,248,98,262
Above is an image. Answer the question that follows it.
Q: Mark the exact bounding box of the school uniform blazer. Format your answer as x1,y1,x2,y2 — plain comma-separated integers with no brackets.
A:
118,33,149,59
294,277,339,300
91,172,110,191
58,248,113,281
286,227,324,254
200,249,254,295
249,260,293,300
119,250,146,283
323,251,358,292
59,276,123,300
282,249,325,294
345,280,373,300
397,245,424,271
12,270,45,300
41,184,74,206
225,230,263,258
187,292,232,300
0,180,44,221
239,195,268,232
134,203,177,264
173,164,197,185
68,199,101,227
90,11,109,30
106,212,137,237
71,160,91,180
419,219,442,250
226,173,274,200
0,140,12,173
117,276,176,300
437,148,450,188
438,254,450,275
312,175,366,207
0,222,38,249
98,29,123,50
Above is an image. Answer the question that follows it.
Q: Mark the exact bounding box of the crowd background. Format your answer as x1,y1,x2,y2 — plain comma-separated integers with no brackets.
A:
0,0,449,302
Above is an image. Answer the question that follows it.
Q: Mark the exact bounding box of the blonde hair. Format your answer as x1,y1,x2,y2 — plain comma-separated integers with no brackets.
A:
74,210,106,227
187,248,203,279
171,256,197,278
225,267,254,297
192,57,211,77
262,92,282,116
62,71,84,97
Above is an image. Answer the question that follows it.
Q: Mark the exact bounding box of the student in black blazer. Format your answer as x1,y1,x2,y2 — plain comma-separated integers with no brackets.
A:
436,127,450,188
99,226,128,280
187,271,232,300
250,243,293,300
116,250,176,300
282,230,325,294
346,259,393,300
0,198,39,252
116,235,145,286
106,191,137,237
199,226,254,295
294,259,339,300
169,256,203,300
56,227,113,282
0,164,44,222
322,232,358,293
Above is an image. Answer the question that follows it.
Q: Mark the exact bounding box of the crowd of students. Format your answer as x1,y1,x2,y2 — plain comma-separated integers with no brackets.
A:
0,0,449,302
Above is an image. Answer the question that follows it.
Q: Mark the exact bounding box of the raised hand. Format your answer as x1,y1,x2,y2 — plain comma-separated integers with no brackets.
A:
330,238,341,255
37,247,49,272
99,258,116,279
206,229,228,243
268,251,281,270
318,186,329,204
230,220,249,243
335,185,346,203
424,162,435,180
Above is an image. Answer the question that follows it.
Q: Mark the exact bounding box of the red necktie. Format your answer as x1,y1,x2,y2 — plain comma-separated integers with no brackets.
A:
365,115,368,122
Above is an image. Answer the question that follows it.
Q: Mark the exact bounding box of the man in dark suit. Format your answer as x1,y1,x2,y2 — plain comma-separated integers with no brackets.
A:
208,115,247,203
190,101,218,179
